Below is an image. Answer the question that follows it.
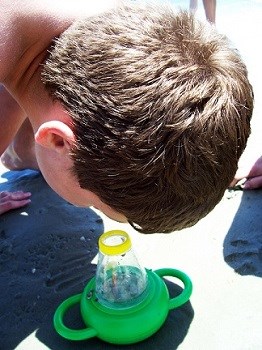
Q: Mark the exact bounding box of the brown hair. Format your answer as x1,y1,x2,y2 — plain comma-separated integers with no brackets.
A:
42,3,253,233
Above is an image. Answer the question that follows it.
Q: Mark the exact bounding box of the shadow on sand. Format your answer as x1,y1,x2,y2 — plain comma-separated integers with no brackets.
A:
0,170,194,350
223,189,262,277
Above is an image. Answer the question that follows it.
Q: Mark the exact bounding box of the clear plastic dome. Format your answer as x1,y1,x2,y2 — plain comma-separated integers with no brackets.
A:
95,230,148,308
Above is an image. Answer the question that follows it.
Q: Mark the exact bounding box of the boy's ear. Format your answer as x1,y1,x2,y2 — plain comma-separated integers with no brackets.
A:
35,121,75,154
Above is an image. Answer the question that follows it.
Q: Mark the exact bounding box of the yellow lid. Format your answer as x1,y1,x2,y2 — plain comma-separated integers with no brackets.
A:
98,230,131,256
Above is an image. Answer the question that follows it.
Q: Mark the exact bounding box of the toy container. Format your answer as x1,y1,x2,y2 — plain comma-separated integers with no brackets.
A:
54,230,193,345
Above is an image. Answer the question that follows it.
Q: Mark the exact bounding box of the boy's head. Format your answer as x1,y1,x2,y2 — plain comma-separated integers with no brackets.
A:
42,3,253,233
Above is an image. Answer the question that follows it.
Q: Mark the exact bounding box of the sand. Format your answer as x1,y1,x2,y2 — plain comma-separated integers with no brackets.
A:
0,1,262,349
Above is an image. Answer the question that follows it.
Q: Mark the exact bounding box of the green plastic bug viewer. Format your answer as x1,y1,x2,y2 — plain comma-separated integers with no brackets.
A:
54,230,193,345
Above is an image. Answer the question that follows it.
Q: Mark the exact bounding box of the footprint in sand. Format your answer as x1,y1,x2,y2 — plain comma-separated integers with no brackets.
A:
224,238,262,277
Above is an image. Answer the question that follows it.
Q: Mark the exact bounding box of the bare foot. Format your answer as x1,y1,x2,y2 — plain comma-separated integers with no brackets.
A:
230,156,262,190
0,191,31,215
1,118,39,170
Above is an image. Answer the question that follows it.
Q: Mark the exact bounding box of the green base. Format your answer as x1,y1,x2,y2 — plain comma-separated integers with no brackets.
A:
54,268,192,345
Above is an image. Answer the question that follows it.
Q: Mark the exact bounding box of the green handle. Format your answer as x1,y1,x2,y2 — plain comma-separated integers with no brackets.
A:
155,268,193,310
54,293,97,341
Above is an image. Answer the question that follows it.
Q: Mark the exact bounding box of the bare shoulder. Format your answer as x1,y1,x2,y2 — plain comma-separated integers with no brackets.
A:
0,0,118,87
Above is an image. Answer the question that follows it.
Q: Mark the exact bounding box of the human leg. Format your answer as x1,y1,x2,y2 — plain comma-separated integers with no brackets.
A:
1,118,39,170
189,0,198,14
0,85,27,156
202,0,216,24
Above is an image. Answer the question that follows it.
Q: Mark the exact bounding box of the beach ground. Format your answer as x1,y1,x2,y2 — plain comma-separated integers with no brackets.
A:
0,1,261,349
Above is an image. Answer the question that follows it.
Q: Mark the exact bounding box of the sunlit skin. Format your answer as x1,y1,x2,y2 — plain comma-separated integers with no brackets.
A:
230,156,262,190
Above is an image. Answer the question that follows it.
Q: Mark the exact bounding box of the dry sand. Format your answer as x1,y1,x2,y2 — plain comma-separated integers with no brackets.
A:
0,1,261,349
